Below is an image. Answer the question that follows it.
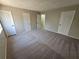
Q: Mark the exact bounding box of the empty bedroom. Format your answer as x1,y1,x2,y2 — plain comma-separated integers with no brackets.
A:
0,0,79,59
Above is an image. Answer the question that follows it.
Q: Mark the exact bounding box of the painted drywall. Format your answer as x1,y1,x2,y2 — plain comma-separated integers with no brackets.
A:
0,30,6,59
45,11,60,32
45,5,79,39
69,8,79,39
0,4,39,34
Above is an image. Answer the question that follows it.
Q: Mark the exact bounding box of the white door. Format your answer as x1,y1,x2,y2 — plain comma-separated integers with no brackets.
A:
58,10,75,35
23,13,31,32
0,10,16,36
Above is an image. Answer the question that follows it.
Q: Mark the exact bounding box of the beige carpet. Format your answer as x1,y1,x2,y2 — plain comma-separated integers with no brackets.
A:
7,30,79,59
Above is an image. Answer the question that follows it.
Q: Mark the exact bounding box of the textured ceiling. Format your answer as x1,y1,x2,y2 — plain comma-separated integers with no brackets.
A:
0,0,79,12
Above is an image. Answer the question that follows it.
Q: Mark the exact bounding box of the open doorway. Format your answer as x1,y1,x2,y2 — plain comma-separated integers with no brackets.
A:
37,14,45,29
41,14,45,29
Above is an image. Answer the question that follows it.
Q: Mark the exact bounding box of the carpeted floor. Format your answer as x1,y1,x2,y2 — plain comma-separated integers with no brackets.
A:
7,30,79,59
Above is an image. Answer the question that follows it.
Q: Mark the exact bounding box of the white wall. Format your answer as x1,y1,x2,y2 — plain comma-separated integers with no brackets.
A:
0,28,6,59
45,11,60,32
69,8,79,39
45,5,79,39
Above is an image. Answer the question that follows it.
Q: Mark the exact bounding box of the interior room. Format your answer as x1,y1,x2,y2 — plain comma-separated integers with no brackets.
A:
0,0,79,59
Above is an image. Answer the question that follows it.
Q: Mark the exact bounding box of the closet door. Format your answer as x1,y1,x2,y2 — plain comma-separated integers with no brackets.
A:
23,13,31,32
58,10,75,35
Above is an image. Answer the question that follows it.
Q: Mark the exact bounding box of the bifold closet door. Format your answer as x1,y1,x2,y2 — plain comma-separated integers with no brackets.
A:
23,13,31,32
